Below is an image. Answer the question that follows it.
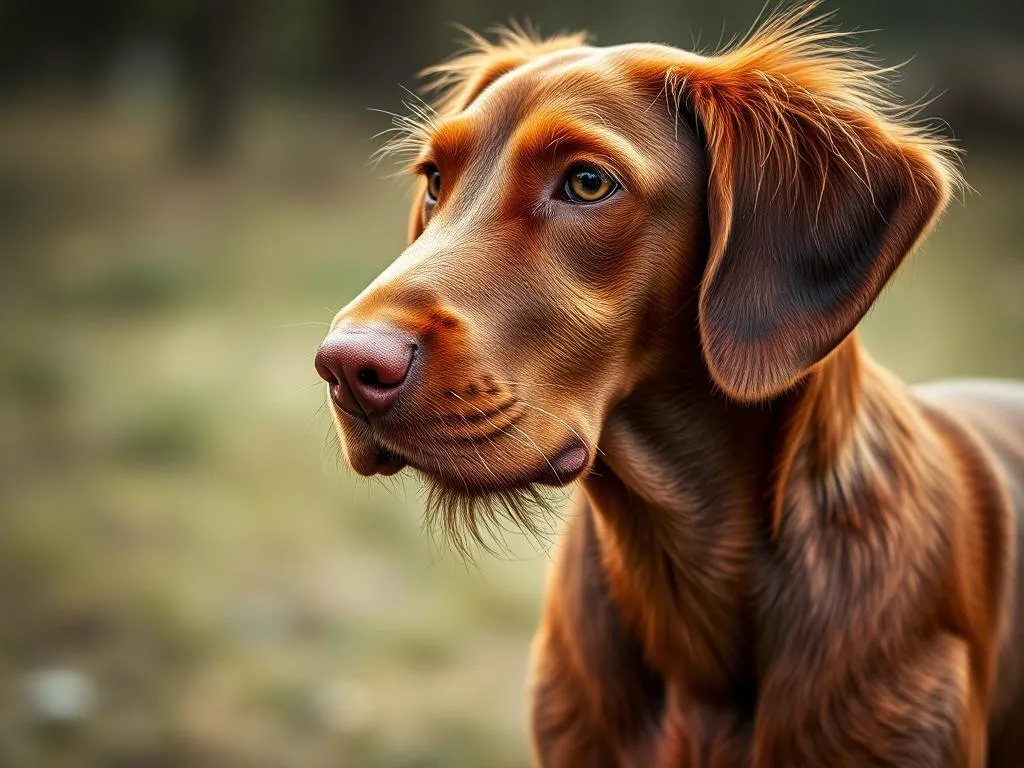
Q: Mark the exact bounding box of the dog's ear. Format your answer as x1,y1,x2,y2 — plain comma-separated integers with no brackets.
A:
670,13,959,402
422,25,587,115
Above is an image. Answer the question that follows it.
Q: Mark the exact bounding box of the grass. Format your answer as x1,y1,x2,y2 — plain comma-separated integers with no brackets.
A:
0,96,1021,767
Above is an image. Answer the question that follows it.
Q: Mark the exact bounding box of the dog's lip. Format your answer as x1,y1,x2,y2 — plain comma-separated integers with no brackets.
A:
382,438,591,492
336,404,592,488
348,444,408,477
373,449,407,476
341,425,408,477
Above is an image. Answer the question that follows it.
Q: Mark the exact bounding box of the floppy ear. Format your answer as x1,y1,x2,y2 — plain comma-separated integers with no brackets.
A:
675,14,958,402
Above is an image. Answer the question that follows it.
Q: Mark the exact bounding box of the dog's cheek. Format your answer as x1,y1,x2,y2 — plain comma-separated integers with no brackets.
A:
558,200,646,287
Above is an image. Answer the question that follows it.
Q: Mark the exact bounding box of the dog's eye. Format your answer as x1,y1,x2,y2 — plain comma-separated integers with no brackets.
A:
425,167,442,203
563,164,617,203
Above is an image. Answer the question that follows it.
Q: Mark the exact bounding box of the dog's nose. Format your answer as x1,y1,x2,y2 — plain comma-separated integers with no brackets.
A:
314,325,417,417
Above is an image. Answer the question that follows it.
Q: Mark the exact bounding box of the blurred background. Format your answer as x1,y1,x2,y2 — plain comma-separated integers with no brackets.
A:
0,0,1021,765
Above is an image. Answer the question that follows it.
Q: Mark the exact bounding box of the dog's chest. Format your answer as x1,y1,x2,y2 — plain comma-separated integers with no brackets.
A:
643,687,753,767
593,512,756,699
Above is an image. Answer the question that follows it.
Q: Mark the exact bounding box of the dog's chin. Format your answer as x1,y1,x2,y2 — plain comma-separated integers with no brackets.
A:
415,440,591,492
420,479,560,556
342,423,591,489
339,425,592,555
416,443,592,555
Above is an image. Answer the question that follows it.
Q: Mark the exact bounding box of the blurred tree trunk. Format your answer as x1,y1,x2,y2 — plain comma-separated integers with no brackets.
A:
179,0,251,161
330,0,434,106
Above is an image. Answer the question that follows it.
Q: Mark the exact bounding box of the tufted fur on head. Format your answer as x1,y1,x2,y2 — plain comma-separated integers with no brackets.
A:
422,22,589,115
384,5,963,406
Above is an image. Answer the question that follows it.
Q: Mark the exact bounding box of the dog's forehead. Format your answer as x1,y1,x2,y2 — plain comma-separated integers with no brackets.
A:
463,42,692,123
419,41,706,201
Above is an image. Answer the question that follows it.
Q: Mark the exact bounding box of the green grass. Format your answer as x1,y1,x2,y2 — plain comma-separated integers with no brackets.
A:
0,98,1021,767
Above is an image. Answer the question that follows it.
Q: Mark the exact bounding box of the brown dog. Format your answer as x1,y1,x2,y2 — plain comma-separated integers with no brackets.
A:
314,8,1024,766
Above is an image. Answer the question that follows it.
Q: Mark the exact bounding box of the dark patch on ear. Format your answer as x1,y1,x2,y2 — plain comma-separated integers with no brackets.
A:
709,165,905,349
698,132,945,402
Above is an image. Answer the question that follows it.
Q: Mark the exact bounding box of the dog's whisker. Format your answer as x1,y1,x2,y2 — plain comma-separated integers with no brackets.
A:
305,396,328,429
321,418,342,472
272,320,333,329
507,422,561,484
420,408,513,557
462,416,561,552
516,400,601,457
452,410,506,491
274,379,328,407
489,379,575,392
413,402,558,557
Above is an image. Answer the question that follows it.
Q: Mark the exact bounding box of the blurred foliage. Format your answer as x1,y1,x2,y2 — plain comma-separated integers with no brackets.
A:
0,99,552,767
3,0,1024,148
0,1,1022,766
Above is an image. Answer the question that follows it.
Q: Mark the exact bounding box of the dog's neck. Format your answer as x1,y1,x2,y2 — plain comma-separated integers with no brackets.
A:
584,336,912,699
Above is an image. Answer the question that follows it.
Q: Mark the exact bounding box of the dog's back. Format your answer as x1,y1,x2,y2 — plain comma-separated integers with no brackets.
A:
916,379,1024,763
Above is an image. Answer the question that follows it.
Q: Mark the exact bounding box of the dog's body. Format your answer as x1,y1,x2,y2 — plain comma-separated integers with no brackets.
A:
917,381,1024,761
315,9,1024,765
532,354,1024,766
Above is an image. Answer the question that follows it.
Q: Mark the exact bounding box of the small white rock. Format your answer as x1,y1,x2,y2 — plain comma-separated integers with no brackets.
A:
25,668,96,724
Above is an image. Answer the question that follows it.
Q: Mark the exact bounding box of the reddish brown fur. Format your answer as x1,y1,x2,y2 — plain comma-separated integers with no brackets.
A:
320,7,1024,765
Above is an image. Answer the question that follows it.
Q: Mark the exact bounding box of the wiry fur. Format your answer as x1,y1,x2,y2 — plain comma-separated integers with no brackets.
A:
379,6,963,194
422,22,589,116
423,480,559,560
665,5,964,205
374,24,586,172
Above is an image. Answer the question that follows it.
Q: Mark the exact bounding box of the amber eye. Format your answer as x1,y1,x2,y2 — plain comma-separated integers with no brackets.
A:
425,167,442,202
563,164,617,203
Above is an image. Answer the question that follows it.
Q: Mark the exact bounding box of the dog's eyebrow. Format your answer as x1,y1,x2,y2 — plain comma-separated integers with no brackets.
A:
508,110,656,197
414,116,475,174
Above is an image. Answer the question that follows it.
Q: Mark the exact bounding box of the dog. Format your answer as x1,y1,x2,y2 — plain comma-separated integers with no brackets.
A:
314,7,1024,766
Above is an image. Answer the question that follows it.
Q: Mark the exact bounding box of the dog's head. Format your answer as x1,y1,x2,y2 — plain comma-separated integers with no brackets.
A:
315,10,958,546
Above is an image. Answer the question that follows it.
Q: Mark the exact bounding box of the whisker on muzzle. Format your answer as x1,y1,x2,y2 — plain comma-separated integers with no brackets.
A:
445,390,532,450
489,379,576,392
506,421,561,485
416,401,561,559
448,391,561,487
515,399,602,457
